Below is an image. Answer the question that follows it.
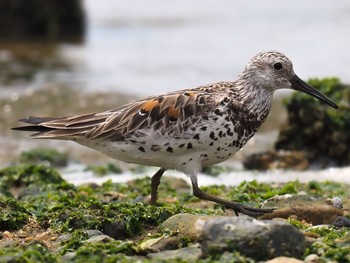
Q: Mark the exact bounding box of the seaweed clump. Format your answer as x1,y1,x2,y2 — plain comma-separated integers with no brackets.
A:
275,78,350,167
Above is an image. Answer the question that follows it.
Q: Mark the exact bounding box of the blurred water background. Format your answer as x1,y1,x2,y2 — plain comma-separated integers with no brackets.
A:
1,0,350,184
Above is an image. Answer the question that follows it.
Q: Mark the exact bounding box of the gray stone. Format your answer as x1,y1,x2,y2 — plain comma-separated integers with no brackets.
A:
332,216,350,228
148,246,202,261
161,213,223,241
61,252,76,262
200,216,305,261
139,236,186,253
55,233,72,244
85,229,104,237
304,254,320,263
84,234,115,244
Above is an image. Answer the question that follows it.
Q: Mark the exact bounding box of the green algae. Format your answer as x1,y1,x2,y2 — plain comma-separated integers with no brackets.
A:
0,164,66,197
0,243,58,263
304,226,350,262
85,163,123,176
0,198,30,231
19,148,69,167
0,162,349,262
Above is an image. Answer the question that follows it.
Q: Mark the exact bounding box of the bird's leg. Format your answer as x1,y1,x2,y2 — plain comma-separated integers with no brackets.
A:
150,168,166,204
189,174,273,218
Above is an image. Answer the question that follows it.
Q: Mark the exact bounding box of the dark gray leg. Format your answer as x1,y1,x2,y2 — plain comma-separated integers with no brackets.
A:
150,168,166,204
189,174,273,217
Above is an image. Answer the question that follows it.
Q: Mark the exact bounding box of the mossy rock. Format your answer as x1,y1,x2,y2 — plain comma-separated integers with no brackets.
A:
19,148,69,167
275,77,350,166
85,163,123,176
0,164,66,197
0,199,30,231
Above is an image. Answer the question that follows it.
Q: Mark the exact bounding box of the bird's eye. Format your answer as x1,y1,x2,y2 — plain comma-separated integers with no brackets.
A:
273,62,283,70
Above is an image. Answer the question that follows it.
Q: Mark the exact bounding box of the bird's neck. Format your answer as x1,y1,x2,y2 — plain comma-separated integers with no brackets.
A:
233,78,274,123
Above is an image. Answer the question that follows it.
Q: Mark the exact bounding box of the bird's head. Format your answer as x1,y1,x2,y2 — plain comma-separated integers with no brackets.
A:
244,51,338,109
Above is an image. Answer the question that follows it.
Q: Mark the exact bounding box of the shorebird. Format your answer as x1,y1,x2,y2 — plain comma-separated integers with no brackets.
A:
13,51,338,217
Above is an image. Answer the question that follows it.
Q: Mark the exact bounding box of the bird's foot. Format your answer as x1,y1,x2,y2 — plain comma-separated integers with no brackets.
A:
226,202,274,218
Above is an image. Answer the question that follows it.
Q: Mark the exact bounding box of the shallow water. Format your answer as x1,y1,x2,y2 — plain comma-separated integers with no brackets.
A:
61,163,350,187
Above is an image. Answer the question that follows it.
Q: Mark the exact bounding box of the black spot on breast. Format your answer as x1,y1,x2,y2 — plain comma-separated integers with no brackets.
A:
200,126,207,131
179,144,185,149
187,143,193,149
209,142,214,146
218,131,223,138
214,109,223,116
209,131,215,140
193,134,200,140
138,147,145,152
227,128,233,136
166,147,173,153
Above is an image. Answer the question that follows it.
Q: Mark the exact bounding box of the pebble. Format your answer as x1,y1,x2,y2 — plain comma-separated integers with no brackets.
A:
147,245,202,261
304,254,320,263
139,236,186,253
265,256,304,263
332,216,350,228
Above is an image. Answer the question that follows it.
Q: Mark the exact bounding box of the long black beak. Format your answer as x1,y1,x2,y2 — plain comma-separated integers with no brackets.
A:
290,75,339,109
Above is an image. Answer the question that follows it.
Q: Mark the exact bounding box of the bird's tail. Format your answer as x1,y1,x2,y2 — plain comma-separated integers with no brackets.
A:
12,113,107,139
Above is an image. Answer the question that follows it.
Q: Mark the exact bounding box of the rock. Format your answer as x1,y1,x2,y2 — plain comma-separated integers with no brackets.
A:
0,239,16,248
139,236,186,253
332,216,350,228
200,216,305,261
326,196,343,209
275,78,350,166
265,256,304,263
61,252,76,262
84,235,115,244
304,254,320,263
260,194,343,224
160,213,223,241
101,221,128,240
0,0,85,42
55,233,72,245
147,246,202,261
85,229,104,237
243,150,309,170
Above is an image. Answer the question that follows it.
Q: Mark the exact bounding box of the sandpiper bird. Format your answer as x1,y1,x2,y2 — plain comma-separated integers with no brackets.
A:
13,51,338,217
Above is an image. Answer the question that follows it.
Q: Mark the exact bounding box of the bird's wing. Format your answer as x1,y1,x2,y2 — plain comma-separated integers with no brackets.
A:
85,89,224,140
13,87,229,140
